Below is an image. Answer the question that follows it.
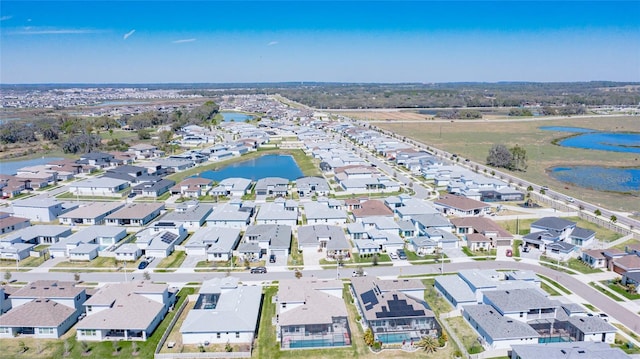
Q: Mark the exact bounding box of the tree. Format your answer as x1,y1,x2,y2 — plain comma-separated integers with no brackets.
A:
3,270,11,283
486,144,512,168
594,209,602,216
509,145,528,171
74,273,81,283
294,269,302,279
628,283,637,294
18,340,28,353
137,129,151,140
63,339,71,357
372,253,379,266
415,335,438,353
610,215,617,223
363,328,375,346
526,185,533,192
143,271,151,280
131,341,139,355
80,341,90,355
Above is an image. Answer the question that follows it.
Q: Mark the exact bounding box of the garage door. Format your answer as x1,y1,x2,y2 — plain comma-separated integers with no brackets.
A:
496,240,511,247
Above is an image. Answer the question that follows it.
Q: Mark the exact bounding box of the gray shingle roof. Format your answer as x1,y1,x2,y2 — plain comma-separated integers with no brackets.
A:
531,217,576,231
511,342,630,359
0,298,77,327
463,304,540,340
483,288,555,313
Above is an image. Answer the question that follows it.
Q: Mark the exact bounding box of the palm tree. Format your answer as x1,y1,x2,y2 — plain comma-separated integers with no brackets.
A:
415,335,438,353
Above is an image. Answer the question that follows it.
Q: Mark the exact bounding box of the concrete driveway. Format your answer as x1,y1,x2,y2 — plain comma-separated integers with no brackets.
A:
302,247,324,270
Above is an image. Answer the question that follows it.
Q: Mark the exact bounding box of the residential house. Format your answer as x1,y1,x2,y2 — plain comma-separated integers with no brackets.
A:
304,201,348,225
255,202,298,226
612,254,640,275
295,176,330,197
132,179,175,198
239,224,291,261
351,199,394,222
351,277,441,343
462,304,540,349
170,177,213,198
105,203,164,226
581,249,607,269
277,279,351,349
69,177,130,197
255,177,289,197
58,202,125,226
0,212,30,235
0,280,86,339
622,271,640,293
135,221,188,258
77,152,118,168
180,277,261,345
114,243,142,262
298,225,351,260
206,202,252,229
510,342,631,359
434,195,491,217
215,178,252,197
11,198,69,222
184,226,241,262
451,217,513,248
76,281,174,341
48,226,127,260
159,202,213,230
128,144,159,159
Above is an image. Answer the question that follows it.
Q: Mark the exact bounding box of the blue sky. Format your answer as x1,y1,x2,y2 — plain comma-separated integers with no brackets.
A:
1,1,639,84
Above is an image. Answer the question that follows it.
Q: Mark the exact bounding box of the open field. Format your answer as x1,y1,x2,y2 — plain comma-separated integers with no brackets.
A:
376,116,640,213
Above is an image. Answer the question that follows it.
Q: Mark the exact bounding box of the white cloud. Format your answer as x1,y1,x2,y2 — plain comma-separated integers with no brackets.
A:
123,29,135,40
8,27,103,35
267,41,278,46
172,38,196,44
0,15,13,21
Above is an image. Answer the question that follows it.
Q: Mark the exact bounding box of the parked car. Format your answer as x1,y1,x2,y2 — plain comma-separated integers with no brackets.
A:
269,254,276,263
352,270,367,277
250,266,267,274
138,260,149,270
389,252,399,260
145,256,155,263
128,192,137,198
397,249,407,260
506,249,513,257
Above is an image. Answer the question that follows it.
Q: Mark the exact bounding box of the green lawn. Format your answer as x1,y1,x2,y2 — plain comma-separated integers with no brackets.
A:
512,240,522,257
55,256,120,269
565,258,602,274
589,282,624,301
540,282,562,296
537,274,572,295
353,253,392,264
1,256,46,268
445,317,484,354
604,281,640,300
422,279,453,315
156,251,187,269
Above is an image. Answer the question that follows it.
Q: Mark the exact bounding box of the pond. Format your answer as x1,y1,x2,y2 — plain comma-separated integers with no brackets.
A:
549,166,640,193
540,126,640,154
199,154,303,182
0,157,63,175
221,112,253,122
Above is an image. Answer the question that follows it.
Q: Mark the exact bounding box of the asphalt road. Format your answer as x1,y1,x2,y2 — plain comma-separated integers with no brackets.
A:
11,260,640,334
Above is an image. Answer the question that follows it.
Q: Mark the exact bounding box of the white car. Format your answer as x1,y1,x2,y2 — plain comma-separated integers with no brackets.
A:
389,252,399,260
145,256,155,263
352,270,367,277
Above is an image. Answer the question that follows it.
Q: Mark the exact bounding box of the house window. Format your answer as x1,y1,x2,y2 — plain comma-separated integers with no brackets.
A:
236,332,240,338
0,327,10,334
38,328,54,334
217,333,221,339
81,329,96,336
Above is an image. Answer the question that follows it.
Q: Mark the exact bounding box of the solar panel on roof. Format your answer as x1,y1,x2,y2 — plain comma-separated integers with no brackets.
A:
160,232,178,244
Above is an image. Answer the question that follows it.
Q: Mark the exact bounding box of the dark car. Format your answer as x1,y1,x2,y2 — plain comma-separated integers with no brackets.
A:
138,260,149,270
250,266,267,274
128,192,137,198
397,249,407,260
269,254,276,263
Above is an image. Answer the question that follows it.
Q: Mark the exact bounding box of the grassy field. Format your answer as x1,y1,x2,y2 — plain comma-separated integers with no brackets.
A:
377,116,640,213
